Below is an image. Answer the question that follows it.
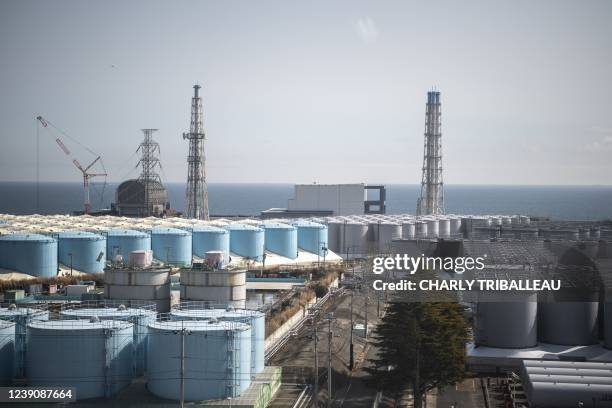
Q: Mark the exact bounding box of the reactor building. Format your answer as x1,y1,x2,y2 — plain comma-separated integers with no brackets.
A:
115,129,168,217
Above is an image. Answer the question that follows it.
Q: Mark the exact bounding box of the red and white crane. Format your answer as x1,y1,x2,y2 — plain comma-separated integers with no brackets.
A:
36,116,107,214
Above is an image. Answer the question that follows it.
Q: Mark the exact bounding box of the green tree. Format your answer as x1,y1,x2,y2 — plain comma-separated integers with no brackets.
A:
312,282,328,299
366,301,470,408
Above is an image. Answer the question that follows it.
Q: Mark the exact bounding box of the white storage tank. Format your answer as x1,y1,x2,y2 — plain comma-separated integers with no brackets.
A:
426,219,439,238
449,217,462,236
368,222,401,253
147,320,251,401
0,305,49,377
26,320,133,399
104,267,172,313
170,308,266,375
339,222,368,257
415,221,428,238
476,294,538,348
538,301,599,345
605,301,612,350
438,218,451,238
60,306,156,376
325,221,342,253
0,321,15,385
401,222,416,239
180,269,247,308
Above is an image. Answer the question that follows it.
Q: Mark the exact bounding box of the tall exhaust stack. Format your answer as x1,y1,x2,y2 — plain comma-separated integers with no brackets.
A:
183,84,209,220
416,90,444,216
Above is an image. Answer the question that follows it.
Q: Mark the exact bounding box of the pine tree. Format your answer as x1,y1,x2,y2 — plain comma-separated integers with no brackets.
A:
366,301,470,408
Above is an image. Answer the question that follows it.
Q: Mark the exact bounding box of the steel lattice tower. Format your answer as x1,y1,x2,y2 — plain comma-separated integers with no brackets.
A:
416,90,445,215
183,85,209,220
137,129,164,216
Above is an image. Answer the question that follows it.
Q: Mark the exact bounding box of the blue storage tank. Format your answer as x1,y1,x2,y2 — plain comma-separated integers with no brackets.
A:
60,307,156,376
263,223,298,259
106,229,151,262
0,321,15,385
0,234,57,278
147,320,251,400
226,224,264,262
0,306,49,378
57,231,106,273
293,221,328,256
170,308,265,375
192,226,230,265
151,227,192,267
26,320,133,400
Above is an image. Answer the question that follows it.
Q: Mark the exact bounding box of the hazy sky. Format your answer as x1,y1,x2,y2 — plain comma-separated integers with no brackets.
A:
1,0,611,185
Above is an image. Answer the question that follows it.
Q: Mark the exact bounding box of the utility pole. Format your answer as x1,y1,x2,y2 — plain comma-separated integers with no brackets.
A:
364,294,369,339
180,327,186,408
313,320,319,407
349,291,354,370
327,316,333,407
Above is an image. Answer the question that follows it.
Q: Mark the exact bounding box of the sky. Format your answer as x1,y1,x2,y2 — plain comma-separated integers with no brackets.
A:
0,0,611,185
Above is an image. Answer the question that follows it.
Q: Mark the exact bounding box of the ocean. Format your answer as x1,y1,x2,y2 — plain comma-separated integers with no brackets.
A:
0,182,611,221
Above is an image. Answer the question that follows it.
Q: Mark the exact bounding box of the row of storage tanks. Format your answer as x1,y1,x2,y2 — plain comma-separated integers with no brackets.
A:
475,293,612,350
0,303,265,401
0,221,329,277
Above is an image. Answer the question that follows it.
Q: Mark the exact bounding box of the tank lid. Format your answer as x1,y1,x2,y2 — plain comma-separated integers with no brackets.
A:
225,224,264,232
0,233,56,243
107,229,149,238
291,220,326,229
27,319,132,331
151,227,191,236
58,231,105,241
60,308,155,319
148,320,249,332
192,225,228,234
0,307,46,317
263,223,296,230
0,320,15,329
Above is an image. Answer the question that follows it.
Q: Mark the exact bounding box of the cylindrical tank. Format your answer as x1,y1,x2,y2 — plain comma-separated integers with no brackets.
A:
263,223,298,259
192,226,230,266
326,221,342,253
438,218,451,238
104,267,171,313
0,321,15,385
26,320,133,399
450,218,462,236
170,308,265,375
147,320,251,400
415,221,428,238
368,222,401,252
60,307,156,376
605,302,612,349
0,234,57,277
179,269,247,308
590,227,601,240
57,231,106,273
0,306,49,377
339,222,368,257
292,221,328,256
401,222,416,239
151,227,192,267
476,294,538,348
538,301,599,345
226,224,264,262
106,229,151,262
520,215,531,225
426,219,439,238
